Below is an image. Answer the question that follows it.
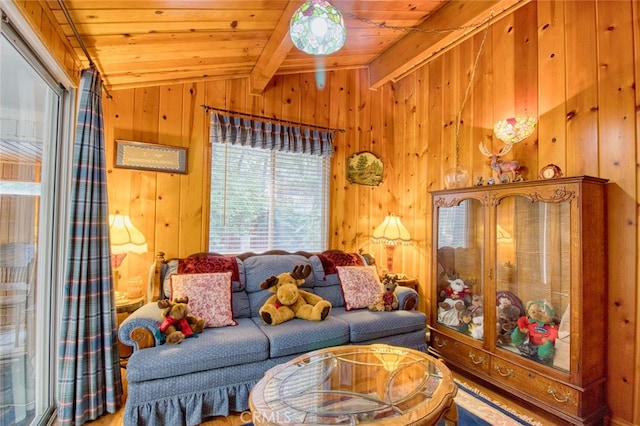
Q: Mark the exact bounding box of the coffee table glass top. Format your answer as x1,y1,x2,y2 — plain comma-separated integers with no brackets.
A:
250,344,456,425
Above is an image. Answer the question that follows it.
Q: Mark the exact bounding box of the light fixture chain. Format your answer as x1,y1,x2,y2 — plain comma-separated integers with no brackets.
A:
344,12,493,35
454,14,491,166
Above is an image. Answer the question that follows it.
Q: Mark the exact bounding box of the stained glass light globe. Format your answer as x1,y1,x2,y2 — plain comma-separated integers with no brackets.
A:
493,117,537,144
290,0,346,55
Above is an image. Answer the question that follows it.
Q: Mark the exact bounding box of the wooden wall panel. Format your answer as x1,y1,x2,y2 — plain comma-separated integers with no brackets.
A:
537,0,565,169
564,0,599,177
103,1,640,423
634,0,640,417
471,29,494,183
596,1,638,423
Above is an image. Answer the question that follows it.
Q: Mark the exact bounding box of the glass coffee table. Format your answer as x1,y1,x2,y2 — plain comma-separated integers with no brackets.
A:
249,344,457,425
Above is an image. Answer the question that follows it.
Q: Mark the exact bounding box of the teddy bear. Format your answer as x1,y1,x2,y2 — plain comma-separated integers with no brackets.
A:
495,291,524,346
157,297,205,345
456,308,474,335
259,264,332,325
468,295,484,340
438,278,471,311
368,274,399,312
511,300,559,364
496,304,521,345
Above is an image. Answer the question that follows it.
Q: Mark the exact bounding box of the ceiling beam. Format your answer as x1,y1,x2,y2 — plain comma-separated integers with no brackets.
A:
249,0,303,96
368,0,528,89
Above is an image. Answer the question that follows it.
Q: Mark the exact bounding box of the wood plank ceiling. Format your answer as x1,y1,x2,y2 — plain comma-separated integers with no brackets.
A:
45,0,525,93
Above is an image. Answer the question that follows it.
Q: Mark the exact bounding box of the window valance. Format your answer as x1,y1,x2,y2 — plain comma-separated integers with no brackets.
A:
209,112,335,158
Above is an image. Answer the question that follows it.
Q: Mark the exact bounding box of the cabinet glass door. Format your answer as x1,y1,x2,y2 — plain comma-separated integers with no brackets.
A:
495,195,571,372
435,198,484,339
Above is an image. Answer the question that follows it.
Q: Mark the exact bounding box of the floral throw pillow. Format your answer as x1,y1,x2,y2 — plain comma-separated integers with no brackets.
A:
336,265,382,310
170,272,236,328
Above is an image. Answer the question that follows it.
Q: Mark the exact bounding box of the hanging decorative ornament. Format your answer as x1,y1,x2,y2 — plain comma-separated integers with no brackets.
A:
444,15,492,189
289,0,347,55
444,166,470,189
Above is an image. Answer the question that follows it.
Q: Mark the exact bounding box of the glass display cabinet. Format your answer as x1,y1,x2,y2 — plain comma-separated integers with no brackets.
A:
429,176,608,425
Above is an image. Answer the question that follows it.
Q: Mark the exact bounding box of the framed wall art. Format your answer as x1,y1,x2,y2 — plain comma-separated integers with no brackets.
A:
115,140,188,174
347,151,383,186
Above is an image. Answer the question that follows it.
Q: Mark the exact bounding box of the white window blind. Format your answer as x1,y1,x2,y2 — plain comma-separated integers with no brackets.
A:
209,143,329,254
437,203,469,249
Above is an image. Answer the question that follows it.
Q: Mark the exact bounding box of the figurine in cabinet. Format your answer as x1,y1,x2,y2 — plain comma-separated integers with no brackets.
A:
511,300,559,364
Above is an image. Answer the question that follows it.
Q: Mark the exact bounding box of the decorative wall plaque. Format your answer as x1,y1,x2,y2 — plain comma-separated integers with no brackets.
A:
347,151,383,186
115,140,188,174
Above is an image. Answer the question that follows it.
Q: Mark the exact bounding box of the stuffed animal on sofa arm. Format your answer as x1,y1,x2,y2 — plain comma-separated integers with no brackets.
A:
368,274,399,312
259,265,332,325
157,297,205,345
511,299,559,364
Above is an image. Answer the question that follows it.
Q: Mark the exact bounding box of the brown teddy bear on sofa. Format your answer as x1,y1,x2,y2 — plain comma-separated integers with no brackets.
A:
157,297,205,344
258,265,332,325
369,274,399,311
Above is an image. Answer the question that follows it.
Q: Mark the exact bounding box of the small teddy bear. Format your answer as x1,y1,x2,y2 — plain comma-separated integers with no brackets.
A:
157,297,205,345
368,274,399,312
438,278,471,311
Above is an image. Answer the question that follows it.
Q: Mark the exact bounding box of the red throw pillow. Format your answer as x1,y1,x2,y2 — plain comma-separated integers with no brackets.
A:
178,255,240,283
317,252,364,277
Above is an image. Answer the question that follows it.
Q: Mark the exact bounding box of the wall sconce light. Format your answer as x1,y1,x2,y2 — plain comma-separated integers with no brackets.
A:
493,117,537,144
109,214,147,292
289,0,346,55
371,213,412,274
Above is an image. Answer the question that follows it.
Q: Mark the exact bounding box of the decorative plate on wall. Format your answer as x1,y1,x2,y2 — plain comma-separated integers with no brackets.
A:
347,151,383,186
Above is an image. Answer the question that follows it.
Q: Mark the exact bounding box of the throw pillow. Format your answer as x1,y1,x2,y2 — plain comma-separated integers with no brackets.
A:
317,252,364,278
178,255,241,283
170,272,236,328
336,265,382,310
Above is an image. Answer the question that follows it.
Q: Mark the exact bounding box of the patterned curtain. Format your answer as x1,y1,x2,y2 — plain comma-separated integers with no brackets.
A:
210,112,335,157
58,67,123,425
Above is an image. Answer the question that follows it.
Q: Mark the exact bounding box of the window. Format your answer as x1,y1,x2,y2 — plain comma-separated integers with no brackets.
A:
437,203,470,249
1,10,73,426
209,143,330,253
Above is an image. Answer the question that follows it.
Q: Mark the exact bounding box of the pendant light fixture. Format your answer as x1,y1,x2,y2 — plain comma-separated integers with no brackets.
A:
289,0,346,55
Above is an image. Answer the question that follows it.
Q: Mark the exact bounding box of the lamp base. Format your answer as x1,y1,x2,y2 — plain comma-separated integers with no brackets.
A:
385,245,396,274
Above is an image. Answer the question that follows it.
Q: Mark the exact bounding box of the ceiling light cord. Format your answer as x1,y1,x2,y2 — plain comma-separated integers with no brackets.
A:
344,12,494,35
454,14,491,167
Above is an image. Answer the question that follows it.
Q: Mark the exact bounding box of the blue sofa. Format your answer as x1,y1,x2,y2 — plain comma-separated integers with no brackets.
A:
118,250,427,426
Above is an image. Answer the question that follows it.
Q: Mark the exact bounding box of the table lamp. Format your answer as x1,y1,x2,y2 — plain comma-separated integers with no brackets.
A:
109,214,148,292
371,213,412,274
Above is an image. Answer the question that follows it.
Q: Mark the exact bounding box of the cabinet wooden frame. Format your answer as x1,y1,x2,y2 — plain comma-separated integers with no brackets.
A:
428,176,608,425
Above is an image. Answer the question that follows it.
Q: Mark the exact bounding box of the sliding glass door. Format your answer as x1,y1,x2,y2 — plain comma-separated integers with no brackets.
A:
1,16,72,426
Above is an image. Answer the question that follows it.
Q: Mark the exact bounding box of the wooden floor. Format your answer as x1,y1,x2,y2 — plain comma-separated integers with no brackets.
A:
86,366,570,426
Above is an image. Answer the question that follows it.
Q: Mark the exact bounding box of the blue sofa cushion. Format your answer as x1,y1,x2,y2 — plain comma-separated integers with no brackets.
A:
251,316,350,358
232,291,251,319
244,254,314,292
126,318,269,383
331,307,427,343
312,284,344,308
244,254,315,317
